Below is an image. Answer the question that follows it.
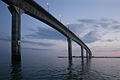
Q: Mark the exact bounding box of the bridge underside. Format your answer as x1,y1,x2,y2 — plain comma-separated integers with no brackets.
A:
2,0,92,63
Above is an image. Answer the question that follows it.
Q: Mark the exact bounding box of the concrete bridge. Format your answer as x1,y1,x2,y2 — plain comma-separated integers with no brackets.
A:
2,0,92,63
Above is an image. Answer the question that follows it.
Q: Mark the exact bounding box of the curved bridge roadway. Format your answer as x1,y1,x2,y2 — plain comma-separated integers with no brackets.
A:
2,0,92,62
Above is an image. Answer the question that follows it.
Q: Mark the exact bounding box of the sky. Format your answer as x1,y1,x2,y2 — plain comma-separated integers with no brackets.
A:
0,0,120,56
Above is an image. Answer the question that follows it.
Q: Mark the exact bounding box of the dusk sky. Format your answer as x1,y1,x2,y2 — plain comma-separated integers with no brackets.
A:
0,0,120,56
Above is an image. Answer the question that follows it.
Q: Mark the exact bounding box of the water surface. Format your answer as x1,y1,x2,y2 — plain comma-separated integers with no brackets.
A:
0,50,120,80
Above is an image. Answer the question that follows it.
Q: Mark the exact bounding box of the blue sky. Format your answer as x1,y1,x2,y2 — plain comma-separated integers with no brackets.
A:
0,0,120,56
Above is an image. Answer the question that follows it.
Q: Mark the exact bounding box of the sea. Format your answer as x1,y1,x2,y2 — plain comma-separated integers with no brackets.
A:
0,49,120,80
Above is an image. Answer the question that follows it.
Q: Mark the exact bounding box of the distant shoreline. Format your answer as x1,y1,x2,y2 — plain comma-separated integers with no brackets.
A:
58,56,120,58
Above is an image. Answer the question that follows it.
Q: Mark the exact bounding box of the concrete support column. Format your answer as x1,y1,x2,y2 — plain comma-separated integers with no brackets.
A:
81,46,84,60
8,6,23,62
86,51,88,58
89,52,92,58
67,38,72,61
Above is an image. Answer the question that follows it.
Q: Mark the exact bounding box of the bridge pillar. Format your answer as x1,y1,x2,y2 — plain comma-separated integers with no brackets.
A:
81,46,84,60
67,38,72,61
86,51,89,58
89,52,92,58
8,6,23,62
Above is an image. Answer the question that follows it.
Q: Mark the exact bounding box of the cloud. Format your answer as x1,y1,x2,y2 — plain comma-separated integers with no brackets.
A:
101,39,114,42
81,31,100,43
96,48,120,52
22,47,54,51
113,25,120,29
67,18,120,43
25,18,120,44
0,38,10,42
1,18,120,54
0,32,10,42
26,27,66,40
22,40,54,46
78,19,97,23
1,18,120,53
0,32,54,47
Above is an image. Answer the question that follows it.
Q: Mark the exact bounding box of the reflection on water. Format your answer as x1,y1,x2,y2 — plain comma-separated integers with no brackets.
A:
10,61,22,80
67,58,92,80
80,59,85,80
67,59,73,80
86,58,91,72
1,52,120,80
10,57,92,80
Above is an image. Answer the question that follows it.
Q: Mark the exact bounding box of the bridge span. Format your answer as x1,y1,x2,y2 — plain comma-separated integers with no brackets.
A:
2,0,92,62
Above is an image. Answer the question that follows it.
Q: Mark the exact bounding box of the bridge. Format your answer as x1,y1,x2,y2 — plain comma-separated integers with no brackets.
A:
2,0,92,63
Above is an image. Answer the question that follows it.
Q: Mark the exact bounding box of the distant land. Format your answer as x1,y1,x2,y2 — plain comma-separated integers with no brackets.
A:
58,56,120,58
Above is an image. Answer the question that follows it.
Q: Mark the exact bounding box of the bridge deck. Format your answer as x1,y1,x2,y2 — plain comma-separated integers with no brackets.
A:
2,0,92,55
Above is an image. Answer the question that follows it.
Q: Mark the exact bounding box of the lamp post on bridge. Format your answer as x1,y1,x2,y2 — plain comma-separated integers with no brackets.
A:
46,2,49,12
59,14,62,22
66,22,70,29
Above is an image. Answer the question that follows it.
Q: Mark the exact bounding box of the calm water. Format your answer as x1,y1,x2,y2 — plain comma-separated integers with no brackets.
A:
0,51,120,80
